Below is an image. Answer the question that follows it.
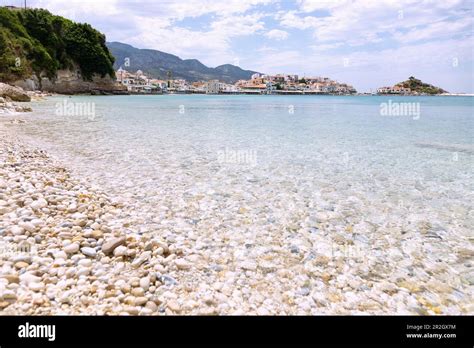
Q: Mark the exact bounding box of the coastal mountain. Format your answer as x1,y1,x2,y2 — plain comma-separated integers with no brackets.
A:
396,76,447,94
106,41,260,83
0,8,115,82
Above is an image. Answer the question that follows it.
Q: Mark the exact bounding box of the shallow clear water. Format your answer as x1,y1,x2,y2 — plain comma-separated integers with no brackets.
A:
13,95,473,189
7,95,474,222
7,94,473,237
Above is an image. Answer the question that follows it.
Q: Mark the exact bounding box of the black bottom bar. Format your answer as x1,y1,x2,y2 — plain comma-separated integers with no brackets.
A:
0,315,472,346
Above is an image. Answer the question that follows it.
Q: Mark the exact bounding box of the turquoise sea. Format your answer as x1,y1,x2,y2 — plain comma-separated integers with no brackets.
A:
11,94,473,236
19,94,473,186
11,94,474,220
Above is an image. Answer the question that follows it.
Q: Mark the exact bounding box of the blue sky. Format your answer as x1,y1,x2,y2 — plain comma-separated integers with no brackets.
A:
15,0,474,92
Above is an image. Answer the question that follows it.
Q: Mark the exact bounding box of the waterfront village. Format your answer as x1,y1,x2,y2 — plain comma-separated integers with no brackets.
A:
115,68,358,95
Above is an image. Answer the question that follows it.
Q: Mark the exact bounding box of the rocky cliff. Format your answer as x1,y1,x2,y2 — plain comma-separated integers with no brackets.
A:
12,68,126,95
0,82,31,102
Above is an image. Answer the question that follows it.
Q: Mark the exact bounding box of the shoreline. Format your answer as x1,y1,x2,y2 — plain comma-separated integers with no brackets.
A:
31,91,474,97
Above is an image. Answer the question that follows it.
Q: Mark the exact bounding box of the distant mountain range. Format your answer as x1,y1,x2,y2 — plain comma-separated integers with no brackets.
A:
106,42,260,83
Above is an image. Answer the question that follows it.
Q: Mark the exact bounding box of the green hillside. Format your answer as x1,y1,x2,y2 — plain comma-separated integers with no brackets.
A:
0,7,115,82
396,76,447,94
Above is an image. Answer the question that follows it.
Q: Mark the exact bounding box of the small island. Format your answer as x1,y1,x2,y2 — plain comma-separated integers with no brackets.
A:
377,76,447,95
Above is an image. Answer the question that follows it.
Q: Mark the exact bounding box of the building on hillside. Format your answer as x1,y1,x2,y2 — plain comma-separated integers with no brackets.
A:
284,75,299,82
377,86,392,94
377,85,411,94
149,79,167,92
191,81,206,92
392,85,411,94
167,79,187,91
116,67,159,93
220,83,240,92
205,80,220,94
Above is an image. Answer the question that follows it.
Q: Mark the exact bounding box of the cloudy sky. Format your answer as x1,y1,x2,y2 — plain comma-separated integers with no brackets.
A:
16,0,474,92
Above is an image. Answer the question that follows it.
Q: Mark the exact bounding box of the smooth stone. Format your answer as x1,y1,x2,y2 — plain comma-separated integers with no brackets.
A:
11,226,25,236
12,255,31,263
20,222,36,233
131,288,145,297
0,301,11,309
113,246,128,257
2,290,17,302
124,306,139,315
91,230,103,239
81,247,97,258
134,297,148,306
145,301,158,311
78,259,92,267
71,213,87,220
175,259,192,270
102,236,126,255
19,272,41,285
54,251,68,260
64,243,80,254
76,267,90,277
29,282,45,291
167,300,180,312
139,277,150,291
30,198,47,210
131,251,151,269
74,219,87,227
159,275,177,286
1,274,20,284
14,261,29,269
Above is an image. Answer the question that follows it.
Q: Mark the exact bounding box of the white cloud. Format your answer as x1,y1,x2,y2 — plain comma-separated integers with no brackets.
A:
297,0,351,12
25,0,473,92
125,13,267,66
310,42,344,51
264,29,289,40
210,13,266,36
277,11,319,30
279,0,472,47
393,16,473,43
28,0,270,67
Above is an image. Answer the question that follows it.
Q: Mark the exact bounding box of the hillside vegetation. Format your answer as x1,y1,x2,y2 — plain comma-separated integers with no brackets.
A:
0,7,115,82
396,76,447,94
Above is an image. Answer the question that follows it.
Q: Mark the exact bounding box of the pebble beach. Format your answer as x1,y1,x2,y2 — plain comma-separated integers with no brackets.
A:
0,95,473,315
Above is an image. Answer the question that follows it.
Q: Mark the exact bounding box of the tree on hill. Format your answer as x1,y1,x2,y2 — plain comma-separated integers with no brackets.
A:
0,8,115,82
